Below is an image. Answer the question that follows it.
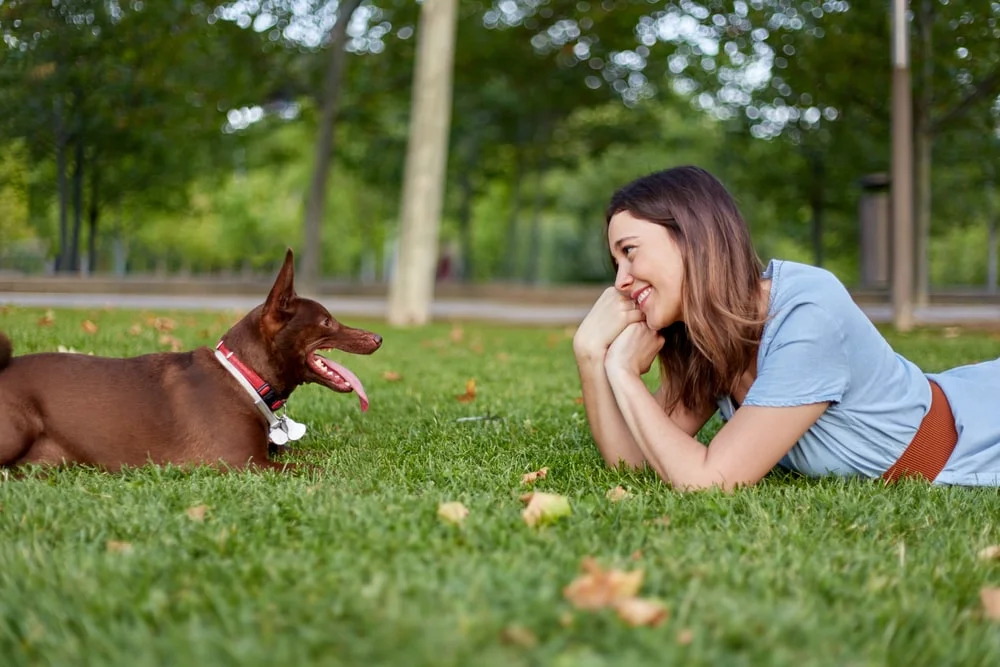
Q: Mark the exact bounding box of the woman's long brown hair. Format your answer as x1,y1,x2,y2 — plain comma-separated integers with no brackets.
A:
605,166,766,415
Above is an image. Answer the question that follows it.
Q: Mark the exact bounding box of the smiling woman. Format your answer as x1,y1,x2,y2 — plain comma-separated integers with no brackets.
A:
573,165,1000,491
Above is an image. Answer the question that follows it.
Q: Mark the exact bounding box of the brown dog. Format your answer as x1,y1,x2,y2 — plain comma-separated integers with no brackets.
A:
0,249,382,471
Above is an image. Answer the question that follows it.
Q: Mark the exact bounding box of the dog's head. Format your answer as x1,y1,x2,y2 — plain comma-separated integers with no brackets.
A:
227,249,382,411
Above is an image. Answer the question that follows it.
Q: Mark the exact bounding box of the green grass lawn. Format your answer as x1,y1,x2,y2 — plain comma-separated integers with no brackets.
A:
1,304,999,667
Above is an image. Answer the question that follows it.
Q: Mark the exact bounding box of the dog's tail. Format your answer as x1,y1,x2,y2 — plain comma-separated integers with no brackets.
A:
0,331,11,372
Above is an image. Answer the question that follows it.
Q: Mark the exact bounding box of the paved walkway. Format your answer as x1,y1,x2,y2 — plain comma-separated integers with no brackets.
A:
3,291,1000,327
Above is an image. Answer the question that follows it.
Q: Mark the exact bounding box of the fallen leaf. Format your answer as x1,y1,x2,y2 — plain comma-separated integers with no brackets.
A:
979,545,1000,561
520,491,571,527
456,378,477,403
521,466,549,485
150,317,176,333
106,540,133,554
159,334,183,352
500,624,538,648
38,310,55,326
606,485,631,502
574,396,584,405
982,587,1000,620
382,370,402,382
614,597,669,627
81,320,99,334
186,504,208,521
676,628,694,645
449,325,464,342
128,323,143,336
563,557,644,610
437,501,470,525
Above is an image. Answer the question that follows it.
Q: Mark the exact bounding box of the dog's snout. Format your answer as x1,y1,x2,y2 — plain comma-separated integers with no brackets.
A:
372,334,383,347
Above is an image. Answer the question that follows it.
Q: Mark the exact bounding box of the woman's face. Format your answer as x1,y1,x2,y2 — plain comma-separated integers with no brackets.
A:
608,210,685,330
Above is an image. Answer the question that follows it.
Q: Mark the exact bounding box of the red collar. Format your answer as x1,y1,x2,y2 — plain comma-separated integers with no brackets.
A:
215,341,285,410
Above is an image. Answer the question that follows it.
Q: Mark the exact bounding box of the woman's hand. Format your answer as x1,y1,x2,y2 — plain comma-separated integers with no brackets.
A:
573,286,645,361
605,322,665,378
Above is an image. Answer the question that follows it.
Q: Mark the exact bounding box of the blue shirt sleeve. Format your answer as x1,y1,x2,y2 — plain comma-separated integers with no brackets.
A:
743,303,850,408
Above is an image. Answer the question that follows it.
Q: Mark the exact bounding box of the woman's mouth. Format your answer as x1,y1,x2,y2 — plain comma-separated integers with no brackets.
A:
633,286,652,310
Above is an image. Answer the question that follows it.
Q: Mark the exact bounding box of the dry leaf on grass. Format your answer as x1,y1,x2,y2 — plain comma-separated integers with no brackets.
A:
614,597,669,628
382,371,402,382
563,557,668,628
563,557,644,610
437,501,470,525
521,467,549,485
574,396,584,405
106,540,133,554
149,316,177,333
606,485,630,502
500,624,538,648
159,334,183,352
520,491,571,527
37,310,55,327
449,325,465,342
81,320,99,334
456,379,477,403
982,587,1000,620
979,545,1000,561
128,323,143,336
186,504,208,521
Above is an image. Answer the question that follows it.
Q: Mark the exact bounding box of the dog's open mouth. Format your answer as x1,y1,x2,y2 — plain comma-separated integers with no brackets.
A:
309,352,370,412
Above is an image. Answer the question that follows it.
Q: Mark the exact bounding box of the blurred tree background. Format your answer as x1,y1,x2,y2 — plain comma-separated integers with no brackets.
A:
1,0,998,290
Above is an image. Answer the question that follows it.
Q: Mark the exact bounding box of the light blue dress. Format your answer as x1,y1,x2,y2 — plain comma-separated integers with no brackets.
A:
716,259,1000,486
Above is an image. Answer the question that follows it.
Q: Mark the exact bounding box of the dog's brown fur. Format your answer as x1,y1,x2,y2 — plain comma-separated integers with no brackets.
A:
0,249,381,472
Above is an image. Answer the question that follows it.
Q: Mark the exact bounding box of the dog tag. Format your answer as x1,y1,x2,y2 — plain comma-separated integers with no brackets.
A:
283,415,307,441
269,423,290,445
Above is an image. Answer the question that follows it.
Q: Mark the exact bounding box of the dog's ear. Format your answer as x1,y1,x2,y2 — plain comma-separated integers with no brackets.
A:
262,249,297,334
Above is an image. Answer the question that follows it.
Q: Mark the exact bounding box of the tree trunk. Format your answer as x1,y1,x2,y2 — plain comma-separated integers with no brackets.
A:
87,157,100,274
387,0,459,326
299,0,363,295
525,140,550,285
913,0,934,307
70,134,84,273
989,160,998,294
55,97,69,273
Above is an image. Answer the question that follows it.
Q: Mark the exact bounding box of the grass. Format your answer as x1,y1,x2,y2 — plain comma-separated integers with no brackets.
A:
1,304,1000,667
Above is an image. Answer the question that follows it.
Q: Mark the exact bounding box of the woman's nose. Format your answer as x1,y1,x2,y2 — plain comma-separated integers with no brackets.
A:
615,263,633,291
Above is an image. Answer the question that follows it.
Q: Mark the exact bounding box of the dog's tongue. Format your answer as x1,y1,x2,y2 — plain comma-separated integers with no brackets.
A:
325,358,369,412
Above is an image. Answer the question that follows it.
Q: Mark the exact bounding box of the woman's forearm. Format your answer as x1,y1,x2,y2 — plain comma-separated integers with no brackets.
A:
576,352,646,469
606,367,717,490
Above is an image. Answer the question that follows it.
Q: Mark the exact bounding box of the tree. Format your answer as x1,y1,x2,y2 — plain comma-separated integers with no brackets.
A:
387,0,459,325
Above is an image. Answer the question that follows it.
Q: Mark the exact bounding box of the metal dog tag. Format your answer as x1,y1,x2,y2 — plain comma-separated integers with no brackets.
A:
269,415,306,445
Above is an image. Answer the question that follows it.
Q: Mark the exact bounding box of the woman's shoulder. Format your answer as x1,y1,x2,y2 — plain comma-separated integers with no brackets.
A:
765,259,853,309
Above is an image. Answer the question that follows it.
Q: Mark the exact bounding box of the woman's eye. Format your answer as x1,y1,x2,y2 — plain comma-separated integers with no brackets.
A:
623,246,636,257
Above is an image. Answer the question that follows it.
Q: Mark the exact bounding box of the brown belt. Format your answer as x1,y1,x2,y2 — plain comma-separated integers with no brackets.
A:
882,380,958,483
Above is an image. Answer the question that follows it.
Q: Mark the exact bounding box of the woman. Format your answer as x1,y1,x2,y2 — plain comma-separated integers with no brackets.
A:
573,165,1000,490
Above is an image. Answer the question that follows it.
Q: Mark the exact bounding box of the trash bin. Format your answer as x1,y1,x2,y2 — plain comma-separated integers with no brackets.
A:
859,173,890,288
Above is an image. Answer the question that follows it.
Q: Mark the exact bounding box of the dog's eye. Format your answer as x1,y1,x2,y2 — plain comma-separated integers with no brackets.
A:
323,317,332,328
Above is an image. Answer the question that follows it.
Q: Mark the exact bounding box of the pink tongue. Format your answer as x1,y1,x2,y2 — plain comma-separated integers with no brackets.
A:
323,358,369,412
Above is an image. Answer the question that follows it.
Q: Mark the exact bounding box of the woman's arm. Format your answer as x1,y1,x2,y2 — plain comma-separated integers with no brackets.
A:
605,322,828,491
607,365,827,490
574,287,714,468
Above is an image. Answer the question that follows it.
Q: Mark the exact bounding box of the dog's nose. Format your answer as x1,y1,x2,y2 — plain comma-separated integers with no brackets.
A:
373,334,383,346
